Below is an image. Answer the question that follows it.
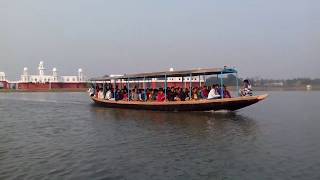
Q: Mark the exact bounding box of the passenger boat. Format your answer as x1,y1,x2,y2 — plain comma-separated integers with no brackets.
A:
89,67,268,111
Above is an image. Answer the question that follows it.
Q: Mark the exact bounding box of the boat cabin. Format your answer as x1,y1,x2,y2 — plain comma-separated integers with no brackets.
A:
89,67,267,111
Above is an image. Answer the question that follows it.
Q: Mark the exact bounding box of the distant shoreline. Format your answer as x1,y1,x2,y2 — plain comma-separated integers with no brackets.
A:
228,86,319,91
0,86,319,93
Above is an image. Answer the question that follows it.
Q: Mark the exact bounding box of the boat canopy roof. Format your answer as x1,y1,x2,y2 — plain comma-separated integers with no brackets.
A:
90,67,237,81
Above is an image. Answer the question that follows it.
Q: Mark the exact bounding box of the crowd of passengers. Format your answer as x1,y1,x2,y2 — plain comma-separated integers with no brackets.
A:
89,79,253,102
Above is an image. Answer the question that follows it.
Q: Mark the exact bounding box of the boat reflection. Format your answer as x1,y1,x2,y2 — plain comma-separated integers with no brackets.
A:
89,105,259,137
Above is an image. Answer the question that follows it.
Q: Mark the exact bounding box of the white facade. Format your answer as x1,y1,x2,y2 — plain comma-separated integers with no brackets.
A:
0,72,6,81
61,76,79,82
20,61,85,83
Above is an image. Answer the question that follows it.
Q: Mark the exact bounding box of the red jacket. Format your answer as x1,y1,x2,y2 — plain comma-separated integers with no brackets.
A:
157,93,165,102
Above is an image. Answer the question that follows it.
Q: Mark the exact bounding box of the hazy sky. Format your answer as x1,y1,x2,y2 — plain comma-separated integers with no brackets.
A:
0,0,319,80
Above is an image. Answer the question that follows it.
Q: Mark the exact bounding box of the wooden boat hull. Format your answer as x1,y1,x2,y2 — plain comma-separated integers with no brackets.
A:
91,94,268,111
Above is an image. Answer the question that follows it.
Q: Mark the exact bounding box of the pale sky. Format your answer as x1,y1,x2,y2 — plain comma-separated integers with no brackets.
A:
0,0,319,80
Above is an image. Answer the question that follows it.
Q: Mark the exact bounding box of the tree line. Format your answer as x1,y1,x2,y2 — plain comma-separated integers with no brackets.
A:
206,74,320,87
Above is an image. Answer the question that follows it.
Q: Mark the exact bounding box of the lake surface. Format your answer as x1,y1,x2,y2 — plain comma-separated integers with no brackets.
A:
0,92,319,180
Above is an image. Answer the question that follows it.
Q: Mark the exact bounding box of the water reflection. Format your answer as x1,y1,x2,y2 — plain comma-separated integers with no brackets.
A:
89,105,258,138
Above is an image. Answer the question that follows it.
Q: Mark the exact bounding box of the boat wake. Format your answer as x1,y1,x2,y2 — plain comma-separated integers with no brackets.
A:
0,96,87,105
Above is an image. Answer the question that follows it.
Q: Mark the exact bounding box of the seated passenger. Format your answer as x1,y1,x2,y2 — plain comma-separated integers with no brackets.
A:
152,89,158,101
122,85,128,93
192,88,198,100
166,88,172,101
173,88,181,101
223,85,232,98
207,85,221,99
146,88,151,101
178,88,186,101
138,89,142,101
139,89,147,101
118,89,124,100
157,89,166,102
97,89,104,99
148,89,154,101
122,91,128,101
197,87,202,99
215,84,222,96
240,79,253,96
184,88,190,100
201,86,209,99
167,87,176,101
105,89,112,100
131,89,139,101
114,89,121,101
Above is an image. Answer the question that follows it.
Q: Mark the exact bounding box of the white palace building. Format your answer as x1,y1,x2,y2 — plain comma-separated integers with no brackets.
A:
20,61,85,83
0,72,6,82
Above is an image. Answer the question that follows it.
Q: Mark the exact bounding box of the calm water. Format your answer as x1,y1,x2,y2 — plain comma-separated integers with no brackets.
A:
0,92,319,180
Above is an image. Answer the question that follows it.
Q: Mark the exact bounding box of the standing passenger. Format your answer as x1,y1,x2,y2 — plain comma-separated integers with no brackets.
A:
88,86,95,97
240,79,253,96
